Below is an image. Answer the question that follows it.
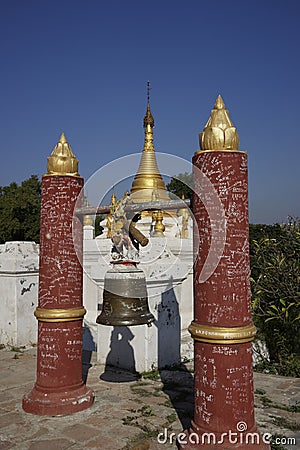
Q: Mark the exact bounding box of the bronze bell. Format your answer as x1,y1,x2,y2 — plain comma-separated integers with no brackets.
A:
96,262,155,326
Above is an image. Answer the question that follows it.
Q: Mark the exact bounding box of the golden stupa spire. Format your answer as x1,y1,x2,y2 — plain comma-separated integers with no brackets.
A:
47,132,79,176
143,82,155,151
130,82,169,203
198,95,240,151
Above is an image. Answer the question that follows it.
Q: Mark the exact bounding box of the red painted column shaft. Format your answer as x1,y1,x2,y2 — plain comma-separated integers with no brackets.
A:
180,151,269,449
22,174,94,415
193,152,252,327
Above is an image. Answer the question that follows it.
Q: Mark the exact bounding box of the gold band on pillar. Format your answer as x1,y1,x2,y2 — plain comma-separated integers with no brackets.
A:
194,149,247,156
34,307,86,322
188,322,257,344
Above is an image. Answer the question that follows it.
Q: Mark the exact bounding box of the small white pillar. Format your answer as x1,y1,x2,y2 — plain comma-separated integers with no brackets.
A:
83,225,94,240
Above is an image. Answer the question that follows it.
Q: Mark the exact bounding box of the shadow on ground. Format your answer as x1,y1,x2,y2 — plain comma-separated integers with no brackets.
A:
159,363,194,430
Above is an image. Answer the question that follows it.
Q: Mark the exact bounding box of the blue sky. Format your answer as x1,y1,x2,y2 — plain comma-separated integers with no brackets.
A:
1,0,299,224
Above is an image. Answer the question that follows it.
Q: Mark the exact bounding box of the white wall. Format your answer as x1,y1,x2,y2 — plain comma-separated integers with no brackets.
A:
0,242,39,347
0,234,194,372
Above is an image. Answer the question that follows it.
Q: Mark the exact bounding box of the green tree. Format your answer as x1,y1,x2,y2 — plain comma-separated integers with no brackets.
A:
166,172,193,200
250,219,300,376
0,175,41,243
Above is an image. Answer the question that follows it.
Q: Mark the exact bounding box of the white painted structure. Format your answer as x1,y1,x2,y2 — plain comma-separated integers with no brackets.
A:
0,242,39,347
0,232,267,370
0,217,194,373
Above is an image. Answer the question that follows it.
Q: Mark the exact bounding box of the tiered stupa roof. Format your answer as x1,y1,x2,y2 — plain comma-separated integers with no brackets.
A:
130,83,169,203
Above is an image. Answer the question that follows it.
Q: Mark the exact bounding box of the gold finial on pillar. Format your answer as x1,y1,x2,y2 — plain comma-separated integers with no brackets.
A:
83,198,94,226
47,132,80,176
198,95,240,151
152,210,165,237
177,193,186,216
178,194,189,239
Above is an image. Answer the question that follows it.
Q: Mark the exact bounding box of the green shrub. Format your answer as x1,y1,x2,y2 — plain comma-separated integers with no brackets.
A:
250,219,300,377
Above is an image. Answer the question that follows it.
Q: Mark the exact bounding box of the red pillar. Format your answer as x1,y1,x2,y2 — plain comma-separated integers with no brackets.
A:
180,97,269,449
22,133,94,415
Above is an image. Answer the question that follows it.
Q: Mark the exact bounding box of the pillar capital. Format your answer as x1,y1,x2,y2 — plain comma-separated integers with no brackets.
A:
46,132,80,176
197,94,240,152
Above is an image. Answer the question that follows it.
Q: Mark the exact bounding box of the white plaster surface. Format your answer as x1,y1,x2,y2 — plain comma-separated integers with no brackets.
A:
0,242,39,347
0,233,262,373
0,230,194,369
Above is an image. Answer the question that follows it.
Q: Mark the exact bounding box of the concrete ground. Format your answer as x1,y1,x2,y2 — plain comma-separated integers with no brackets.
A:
0,347,299,450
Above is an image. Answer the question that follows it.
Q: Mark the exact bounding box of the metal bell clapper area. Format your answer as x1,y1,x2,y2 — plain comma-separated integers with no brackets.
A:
97,261,154,326
97,193,154,326
76,197,191,327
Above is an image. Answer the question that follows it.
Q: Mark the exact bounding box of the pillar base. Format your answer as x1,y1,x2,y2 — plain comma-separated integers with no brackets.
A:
177,421,270,449
22,382,94,416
